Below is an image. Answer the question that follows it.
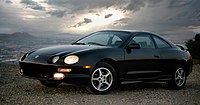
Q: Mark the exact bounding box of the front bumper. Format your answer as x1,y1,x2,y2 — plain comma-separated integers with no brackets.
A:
19,61,91,84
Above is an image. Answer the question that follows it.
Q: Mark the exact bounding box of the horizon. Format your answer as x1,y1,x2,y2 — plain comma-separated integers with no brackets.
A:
0,31,198,44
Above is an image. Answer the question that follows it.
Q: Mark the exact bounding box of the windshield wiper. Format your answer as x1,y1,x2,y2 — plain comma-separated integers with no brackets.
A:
87,42,104,46
72,42,86,45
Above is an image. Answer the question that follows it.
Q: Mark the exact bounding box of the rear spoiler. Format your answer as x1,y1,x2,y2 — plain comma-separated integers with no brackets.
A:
175,44,188,52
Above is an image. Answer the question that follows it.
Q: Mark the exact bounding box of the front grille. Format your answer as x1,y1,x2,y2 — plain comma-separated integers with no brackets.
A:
19,62,57,79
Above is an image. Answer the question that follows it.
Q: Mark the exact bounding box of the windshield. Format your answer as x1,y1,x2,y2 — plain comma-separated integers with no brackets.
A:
74,31,130,47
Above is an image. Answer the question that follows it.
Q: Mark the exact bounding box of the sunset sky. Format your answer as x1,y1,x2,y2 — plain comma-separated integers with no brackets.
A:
0,0,200,43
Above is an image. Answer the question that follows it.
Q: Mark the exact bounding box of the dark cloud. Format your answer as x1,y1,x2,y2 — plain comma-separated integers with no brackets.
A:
167,0,200,22
44,0,119,13
44,0,115,8
83,18,92,23
47,10,67,18
43,0,164,16
125,0,146,12
20,0,45,11
104,14,113,19
189,0,200,20
0,0,13,4
43,0,68,6
124,0,165,12
43,0,165,14
0,0,199,42
146,0,163,4
112,18,129,26
70,18,92,28
146,0,163,7
5,0,12,4
191,9,200,21
168,0,193,8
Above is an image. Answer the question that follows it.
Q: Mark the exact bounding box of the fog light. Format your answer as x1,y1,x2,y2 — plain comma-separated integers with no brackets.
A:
57,68,72,72
53,73,65,80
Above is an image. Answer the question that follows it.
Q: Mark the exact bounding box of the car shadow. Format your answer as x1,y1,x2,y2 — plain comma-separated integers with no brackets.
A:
30,82,169,95
114,82,167,92
27,81,195,95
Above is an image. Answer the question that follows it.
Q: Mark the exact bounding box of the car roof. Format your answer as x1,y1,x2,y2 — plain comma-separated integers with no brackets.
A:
98,29,176,48
98,29,156,34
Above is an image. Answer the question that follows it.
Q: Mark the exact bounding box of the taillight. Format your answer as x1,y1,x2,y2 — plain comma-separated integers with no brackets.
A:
189,56,192,60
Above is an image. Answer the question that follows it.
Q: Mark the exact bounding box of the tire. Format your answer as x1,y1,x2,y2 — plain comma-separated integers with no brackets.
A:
167,65,186,89
40,80,61,87
88,62,117,94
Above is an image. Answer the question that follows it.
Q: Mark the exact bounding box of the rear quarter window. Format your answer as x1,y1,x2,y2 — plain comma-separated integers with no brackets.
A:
153,36,171,48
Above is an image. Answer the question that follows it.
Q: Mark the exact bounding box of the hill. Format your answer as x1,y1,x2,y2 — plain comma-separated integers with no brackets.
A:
0,32,82,63
0,32,36,41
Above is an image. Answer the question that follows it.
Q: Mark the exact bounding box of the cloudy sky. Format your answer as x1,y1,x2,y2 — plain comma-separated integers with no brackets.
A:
0,0,200,43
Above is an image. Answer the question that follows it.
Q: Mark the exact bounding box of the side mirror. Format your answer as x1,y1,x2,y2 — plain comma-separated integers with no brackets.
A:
127,43,141,49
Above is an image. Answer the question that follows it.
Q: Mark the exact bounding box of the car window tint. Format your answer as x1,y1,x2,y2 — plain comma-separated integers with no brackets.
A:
131,36,155,49
86,33,110,45
76,32,130,47
153,36,171,48
111,35,122,45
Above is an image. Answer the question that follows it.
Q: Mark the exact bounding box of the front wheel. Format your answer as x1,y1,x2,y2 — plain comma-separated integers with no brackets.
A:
88,62,117,94
167,65,186,89
40,80,61,87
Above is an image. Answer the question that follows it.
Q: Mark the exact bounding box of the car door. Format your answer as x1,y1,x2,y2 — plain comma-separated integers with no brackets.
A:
152,35,176,75
123,34,162,79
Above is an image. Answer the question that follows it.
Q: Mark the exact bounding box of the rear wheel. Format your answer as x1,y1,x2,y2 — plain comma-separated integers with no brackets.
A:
167,65,186,89
88,62,117,94
40,80,61,87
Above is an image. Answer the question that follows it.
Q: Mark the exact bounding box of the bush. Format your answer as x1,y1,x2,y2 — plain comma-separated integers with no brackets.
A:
185,33,200,59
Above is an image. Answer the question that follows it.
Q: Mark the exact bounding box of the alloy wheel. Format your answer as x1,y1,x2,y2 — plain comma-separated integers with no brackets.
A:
91,67,113,92
175,68,185,87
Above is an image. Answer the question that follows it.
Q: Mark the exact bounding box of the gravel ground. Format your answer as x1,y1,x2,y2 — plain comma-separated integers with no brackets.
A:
0,63,200,105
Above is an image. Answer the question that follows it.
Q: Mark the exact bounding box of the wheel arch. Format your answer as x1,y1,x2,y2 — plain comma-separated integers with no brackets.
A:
97,58,121,80
177,60,191,76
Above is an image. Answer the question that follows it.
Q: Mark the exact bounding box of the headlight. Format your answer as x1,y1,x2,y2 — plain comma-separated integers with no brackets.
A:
20,54,27,61
64,55,79,64
20,52,31,61
52,56,60,63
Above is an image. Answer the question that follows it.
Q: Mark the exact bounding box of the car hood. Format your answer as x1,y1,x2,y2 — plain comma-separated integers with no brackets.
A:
32,45,105,56
24,45,107,63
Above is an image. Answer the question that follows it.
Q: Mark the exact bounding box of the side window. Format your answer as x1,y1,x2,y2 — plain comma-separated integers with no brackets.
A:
111,35,122,45
85,33,110,45
153,36,171,48
131,35,155,49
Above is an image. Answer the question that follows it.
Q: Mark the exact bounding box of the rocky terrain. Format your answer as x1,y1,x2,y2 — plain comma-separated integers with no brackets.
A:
0,63,200,105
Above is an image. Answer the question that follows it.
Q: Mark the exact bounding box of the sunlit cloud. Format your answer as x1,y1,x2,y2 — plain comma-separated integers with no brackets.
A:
21,14,46,20
67,7,130,33
188,26,200,33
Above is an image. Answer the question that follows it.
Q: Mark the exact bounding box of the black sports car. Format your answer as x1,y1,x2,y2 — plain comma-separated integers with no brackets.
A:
19,30,193,94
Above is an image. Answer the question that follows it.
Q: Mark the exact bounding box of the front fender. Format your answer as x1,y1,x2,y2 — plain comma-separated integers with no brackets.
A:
70,48,124,70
